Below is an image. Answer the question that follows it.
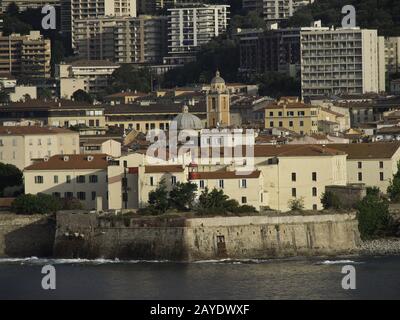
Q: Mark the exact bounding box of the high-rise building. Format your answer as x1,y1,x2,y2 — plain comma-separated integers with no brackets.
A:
301,27,386,98
242,0,313,23
0,31,51,80
385,37,400,76
61,0,137,49
238,27,301,77
165,4,229,65
74,15,168,64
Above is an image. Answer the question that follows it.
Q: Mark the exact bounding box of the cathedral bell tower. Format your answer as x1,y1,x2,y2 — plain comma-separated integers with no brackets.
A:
206,71,230,128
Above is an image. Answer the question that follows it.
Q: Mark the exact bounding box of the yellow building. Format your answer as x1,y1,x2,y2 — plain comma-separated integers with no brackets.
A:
265,97,319,135
206,71,230,128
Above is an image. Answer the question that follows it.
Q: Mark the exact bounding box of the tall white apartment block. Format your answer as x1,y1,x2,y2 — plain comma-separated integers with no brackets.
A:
242,0,313,22
385,37,400,76
165,4,229,65
301,27,386,98
61,0,137,48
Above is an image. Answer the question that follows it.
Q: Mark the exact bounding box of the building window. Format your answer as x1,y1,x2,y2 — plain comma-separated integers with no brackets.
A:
358,162,362,169
379,161,384,169
64,192,73,199
289,121,293,127
313,204,318,210
91,191,96,201
279,121,283,127
299,121,304,127
240,179,247,188
150,177,154,186
312,172,317,181
89,175,98,183
380,172,384,181
358,172,362,181
312,187,317,197
278,111,282,116
269,111,273,116
77,192,86,200
34,176,43,184
54,175,58,184
241,196,247,204
219,179,224,189
199,180,205,189
291,172,296,182
292,188,297,197
171,176,177,185
270,121,274,127
66,175,71,183
77,175,85,183
37,139,41,146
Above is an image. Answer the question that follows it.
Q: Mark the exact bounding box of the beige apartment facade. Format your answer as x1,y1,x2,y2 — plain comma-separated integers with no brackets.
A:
0,127,80,170
24,154,110,210
0,31,51,79
301,27,385,97
330,143,400,193
265,97,319,135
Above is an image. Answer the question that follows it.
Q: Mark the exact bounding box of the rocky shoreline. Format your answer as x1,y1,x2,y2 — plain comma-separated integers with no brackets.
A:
359,238,400,256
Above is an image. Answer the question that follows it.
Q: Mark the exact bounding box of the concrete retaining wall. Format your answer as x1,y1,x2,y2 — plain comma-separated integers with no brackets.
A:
0,214,55,257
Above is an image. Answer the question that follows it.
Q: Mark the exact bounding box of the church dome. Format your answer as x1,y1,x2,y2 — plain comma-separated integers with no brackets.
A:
172,105,203,130
211,70,225,85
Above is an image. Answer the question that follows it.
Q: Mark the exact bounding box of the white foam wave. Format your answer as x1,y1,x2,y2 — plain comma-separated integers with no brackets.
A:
0,257,170,265
318,259,361,265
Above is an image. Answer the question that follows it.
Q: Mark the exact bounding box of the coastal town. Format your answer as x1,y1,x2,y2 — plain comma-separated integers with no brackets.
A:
0,0,400,263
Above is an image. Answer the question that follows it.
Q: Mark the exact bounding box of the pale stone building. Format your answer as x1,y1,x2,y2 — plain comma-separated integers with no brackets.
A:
0,126,80,170
330,143,400,193
24,154,109,210
206,71,231,128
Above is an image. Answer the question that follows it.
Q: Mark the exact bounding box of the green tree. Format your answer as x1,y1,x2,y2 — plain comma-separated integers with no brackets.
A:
148,180,169,213
387,162,400,202
288,197,305,211
11,193,62,215
72,89,93,104
108,65,152,94
321,191,342,210
356,192,392,239
0,91,9,103
256,72,301,98
0,163,23,196
169,182,198,211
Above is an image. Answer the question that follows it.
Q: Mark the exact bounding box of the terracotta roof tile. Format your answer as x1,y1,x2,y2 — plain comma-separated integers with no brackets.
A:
24,154,109,171
144,165,184,173
0,126,75,135
329,143,400,159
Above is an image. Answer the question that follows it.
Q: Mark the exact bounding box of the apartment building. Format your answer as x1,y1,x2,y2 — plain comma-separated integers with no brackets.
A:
105,103,206,133
114,15,168,64
264,97,319,135
61,0,137,48
330,143,400,193
165,4,229,65
0,99,106,130
301,27,386,98
0,126,79,170
0,31,51,80
24,154,110,210
385,37,400,77
74,15,168,64
239,27,301,77
242,0,313,22
56,60,119,97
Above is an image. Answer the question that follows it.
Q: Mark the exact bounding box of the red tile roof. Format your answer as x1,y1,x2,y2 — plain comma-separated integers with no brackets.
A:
0,126,75,135
24,154,109,171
